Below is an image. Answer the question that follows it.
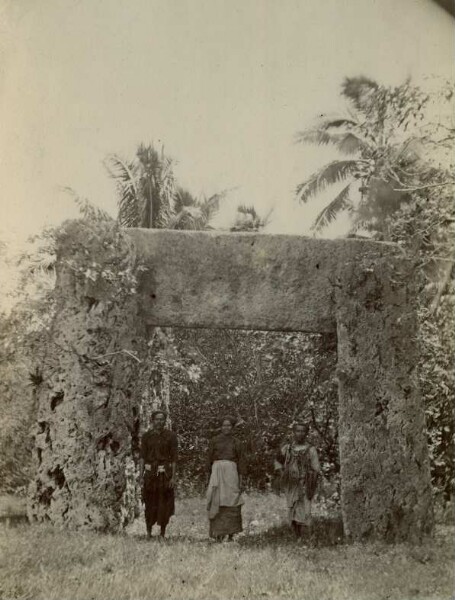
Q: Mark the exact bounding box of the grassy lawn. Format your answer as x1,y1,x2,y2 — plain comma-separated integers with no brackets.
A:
0,493,453,600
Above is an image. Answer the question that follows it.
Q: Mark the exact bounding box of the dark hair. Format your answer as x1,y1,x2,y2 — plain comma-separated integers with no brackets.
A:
292,421,309,434
220,415,236,427
152,410,167,420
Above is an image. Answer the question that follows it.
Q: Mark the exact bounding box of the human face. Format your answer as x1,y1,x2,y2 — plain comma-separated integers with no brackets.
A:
221,420,233,435
153,413,166,431
293,425,306,444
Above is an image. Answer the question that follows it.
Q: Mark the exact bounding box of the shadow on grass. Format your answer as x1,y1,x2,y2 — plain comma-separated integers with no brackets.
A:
239,516,344,549
0,495,28,528
0,514,29,527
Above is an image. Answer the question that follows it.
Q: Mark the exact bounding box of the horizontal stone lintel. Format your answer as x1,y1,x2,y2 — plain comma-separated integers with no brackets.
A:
128,229,405,333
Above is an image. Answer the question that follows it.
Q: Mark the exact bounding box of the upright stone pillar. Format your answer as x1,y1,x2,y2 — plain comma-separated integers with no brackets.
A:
335,251,433,541
28,220,154,531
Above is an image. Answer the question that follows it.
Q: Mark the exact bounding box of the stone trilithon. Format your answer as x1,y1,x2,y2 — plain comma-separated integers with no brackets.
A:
28,220,433,540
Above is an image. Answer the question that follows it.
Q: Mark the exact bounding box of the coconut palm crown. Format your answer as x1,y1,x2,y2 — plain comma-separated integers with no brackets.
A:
295,76,450,234
105,143,225,231
105,143,175,229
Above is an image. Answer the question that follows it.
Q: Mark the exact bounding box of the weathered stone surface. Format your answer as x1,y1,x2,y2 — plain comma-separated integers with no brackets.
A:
28,221,161,530
336,255,434,541
29,221,433,540
130,229,392,333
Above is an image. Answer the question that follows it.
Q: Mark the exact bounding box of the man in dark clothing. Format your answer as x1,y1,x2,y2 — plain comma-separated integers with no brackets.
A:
139,410,177,539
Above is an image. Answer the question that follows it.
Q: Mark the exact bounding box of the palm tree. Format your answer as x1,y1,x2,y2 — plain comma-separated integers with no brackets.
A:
105,143,229,416
230,205,272,232
105,143,175,229
295,77,438,234
105,144,225,231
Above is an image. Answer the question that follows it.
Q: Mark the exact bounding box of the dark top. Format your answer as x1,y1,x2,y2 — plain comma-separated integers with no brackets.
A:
140,429,178,466
207,433,246,475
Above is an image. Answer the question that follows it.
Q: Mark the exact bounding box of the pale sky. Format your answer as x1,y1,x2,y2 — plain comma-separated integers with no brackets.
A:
0,0,453,249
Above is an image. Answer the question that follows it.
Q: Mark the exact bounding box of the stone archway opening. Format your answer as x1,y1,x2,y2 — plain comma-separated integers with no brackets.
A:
158,326,339,495
28,221,433,542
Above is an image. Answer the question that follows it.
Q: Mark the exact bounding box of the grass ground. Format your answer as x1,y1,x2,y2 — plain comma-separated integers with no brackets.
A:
0,493,453,600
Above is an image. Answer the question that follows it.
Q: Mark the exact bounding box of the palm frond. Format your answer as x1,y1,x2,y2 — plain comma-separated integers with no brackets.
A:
201,194,220,218
174,187,197,212
312,184,353,232
296,115,357,138
296,160,357,204
171,188,228,230
296,128,369,155
236,204,259,218
104,155,141,227
61,187,114,223
202,187,236,227
341,77,379,113
320,118,358,128
157,156,176,227
167,209,193,230
263,207,274,226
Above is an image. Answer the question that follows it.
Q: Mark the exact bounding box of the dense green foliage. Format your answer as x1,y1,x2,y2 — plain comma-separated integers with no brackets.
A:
105,143,225,231
297,77,454,500
296,77,453,235
0,228,58,493
384,190,454,500
0,314,37,492
149,329,338,493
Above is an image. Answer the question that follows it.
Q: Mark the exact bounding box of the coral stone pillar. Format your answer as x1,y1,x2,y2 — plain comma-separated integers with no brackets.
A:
27,220,153,531
335,253,433,541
